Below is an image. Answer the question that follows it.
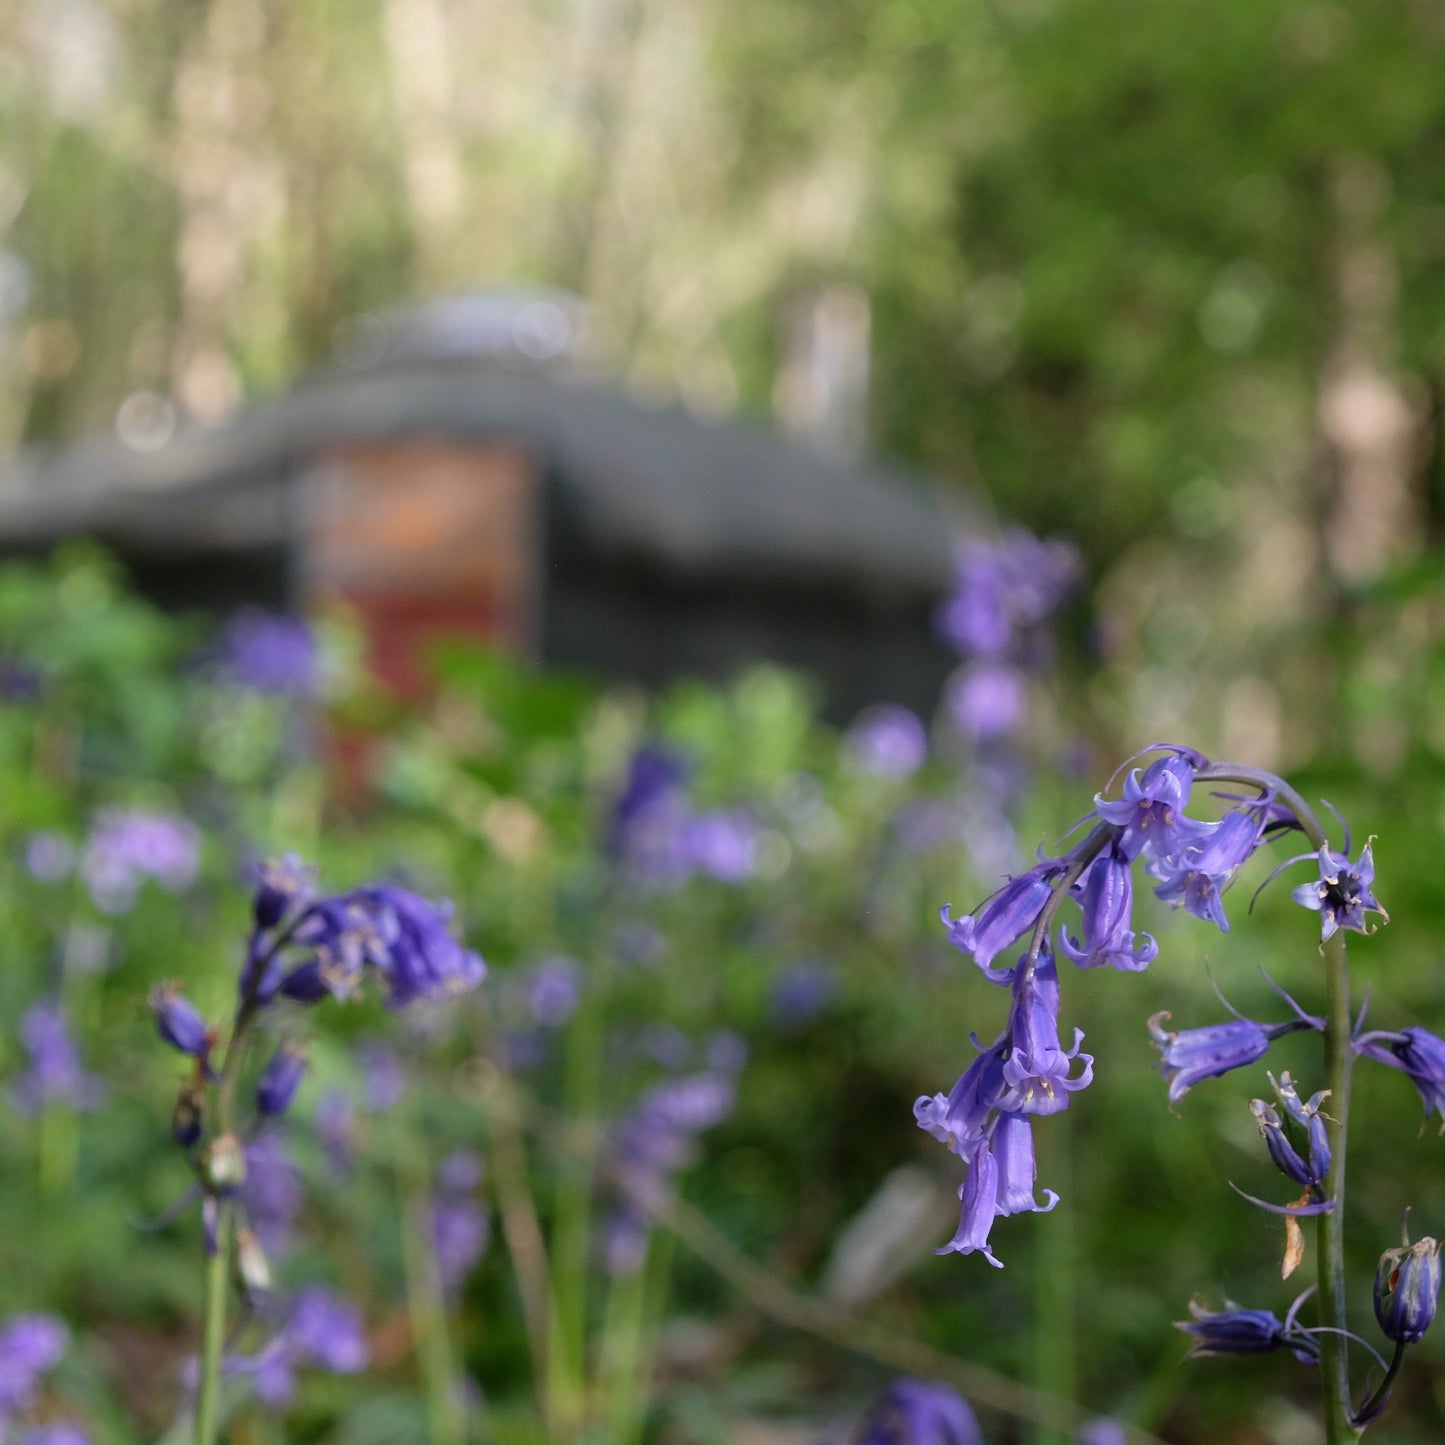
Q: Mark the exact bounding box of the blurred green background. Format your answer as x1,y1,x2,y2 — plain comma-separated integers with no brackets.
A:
4,2,1445,1442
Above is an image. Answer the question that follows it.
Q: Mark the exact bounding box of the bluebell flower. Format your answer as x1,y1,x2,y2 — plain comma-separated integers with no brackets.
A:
679,810,758,882
1059,845,1157,972
606,1065,739,1275
1354,1025,1445,1128
1175,1295,1320,1362
351,886,487,1008
1094,748,1207,862
941,860,1064,983
1149,996,1323,1103
150,984,212,1061
1291,841,1386,943
934,530,1079,661
915,1034,1010,1162
856,1376,983,1445
19,1424,93,1445
241,1135,302,1258
526,956,582,1027
82,809,200,915
248,1286,368,1408
256,1042,308,1118
213,608,319,698
251,854,316,931
433,1151,489,1300
945,662,1027,743
23,832,74,884
1000,950,1093,1115
10,1001,105,1115
1375,1232,1442,1345
1149,809,1262,933
936,1116,1058,1270
0,1315,68,1424
846,704,929,779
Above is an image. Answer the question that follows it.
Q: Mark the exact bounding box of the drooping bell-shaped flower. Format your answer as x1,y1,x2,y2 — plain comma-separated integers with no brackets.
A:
1059,845,1157,971
1094,748,1207,862
1375,1231,1442,1345
941,860,1063,984
1355,1025,1445,1129
1150,810,1263,933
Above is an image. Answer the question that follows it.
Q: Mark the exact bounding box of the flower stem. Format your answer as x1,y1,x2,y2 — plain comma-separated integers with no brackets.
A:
1319,928,1361,1444
195,1199,234,1445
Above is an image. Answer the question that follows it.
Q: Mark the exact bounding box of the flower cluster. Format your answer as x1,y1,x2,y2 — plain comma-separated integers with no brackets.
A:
0,1314,89,1444
432,1150,490,1301
28,808,203,915
150,854,485,1390
607,745,758,888
916,745,1384,1267
604,1040,745,1275
211,608,319,699
9,1001,105,1116
934,529,1079,744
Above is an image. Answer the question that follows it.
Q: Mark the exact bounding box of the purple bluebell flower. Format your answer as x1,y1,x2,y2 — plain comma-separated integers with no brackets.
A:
856,1376,984,1445
1075,1422,1128,1445
314,1091,355,1176
433,1152,489,1300
915,1033,1010,1162
846,704,929,779
941,860,1064,983
1290,841,1386,943
681,810,758,882
256,1042,308,1118
607,746,692,882
945,662,1027,743
241,1135,302,1257
214,608,319,698
526,956,582,1027
1270,1071,1332,1188
1149,999,1323,1104
1175,1295,1319,1362
1150,810,1262,933
1355,1025,1445,1128
0,1315,68,1421
248,1286,368,1407
19,1425,93,1445
357,1041,406,1113
934,530,1079,661
770,959,838,1029
1375,1233,1442,1345
23,832,73,884
10,1001,105,1115
704,1029,748,1075
81,809,199,914
999,950,1093,1115
936,1117,1058,1269
149,984,212,1061
251,854,316,931
1059,845,1157,972
606,1067,739,1275
1094,748,1207,862
350,886,486,1008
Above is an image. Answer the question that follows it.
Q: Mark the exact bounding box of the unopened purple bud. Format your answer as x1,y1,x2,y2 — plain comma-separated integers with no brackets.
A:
150,984,211,1059
252,854,316,930
172,1082,205,1148
1376,1233,1442,1345
278,960,331,1005
1175,1298,1316,1361
256,1042,308,1117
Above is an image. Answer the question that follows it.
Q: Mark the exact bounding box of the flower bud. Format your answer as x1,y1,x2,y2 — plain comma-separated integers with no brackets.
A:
202,1132,247,1195
171,1082,205,1148
236,1228,272,1293
1375,1233,1442,1345
149,983,210,1058
256,1041,308,1117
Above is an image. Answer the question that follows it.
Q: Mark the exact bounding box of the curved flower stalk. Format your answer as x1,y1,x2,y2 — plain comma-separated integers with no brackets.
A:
912,743,1441,1438
149,854,485,1445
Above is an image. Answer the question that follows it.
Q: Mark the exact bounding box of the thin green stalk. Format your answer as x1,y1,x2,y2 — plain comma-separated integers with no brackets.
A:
1318,928,1360,1444
597,1246,651,1445
399,1162,466,1445
195,1200,234,1445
